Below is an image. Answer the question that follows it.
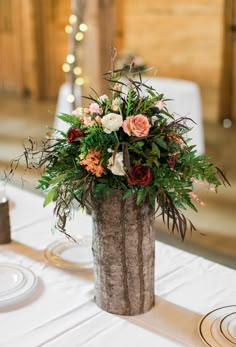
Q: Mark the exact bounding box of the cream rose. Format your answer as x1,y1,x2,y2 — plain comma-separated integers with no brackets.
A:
107,152,125,176
101,113,123,134
122,114,151,137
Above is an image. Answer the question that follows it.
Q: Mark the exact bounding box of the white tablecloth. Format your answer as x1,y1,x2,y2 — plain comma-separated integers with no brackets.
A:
0,185,235,347
55,78,204,154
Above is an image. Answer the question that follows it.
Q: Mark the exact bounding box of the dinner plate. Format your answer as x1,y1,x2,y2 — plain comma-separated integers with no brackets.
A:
44,237,93,271
0,263,38,308
220,312,236,345
199,305,236,347
0,265,25,296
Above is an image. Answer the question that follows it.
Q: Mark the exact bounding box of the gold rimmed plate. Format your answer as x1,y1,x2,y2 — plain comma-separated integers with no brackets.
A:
199,305,236,347
220,312,236,345
44,238,93,271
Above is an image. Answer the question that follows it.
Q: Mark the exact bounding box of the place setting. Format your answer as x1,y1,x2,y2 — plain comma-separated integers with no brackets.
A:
44,211,93,272
199,305,236,347
0,263,39,310
44,235,93,272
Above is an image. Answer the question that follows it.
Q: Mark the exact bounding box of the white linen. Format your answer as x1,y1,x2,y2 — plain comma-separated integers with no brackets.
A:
6,185,54,231
0,185,235,347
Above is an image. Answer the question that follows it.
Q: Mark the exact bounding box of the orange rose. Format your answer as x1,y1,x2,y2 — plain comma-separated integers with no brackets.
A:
122,114,151,137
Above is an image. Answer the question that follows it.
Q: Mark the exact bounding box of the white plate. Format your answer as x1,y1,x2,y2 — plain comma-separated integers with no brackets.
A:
0,263,38,308
199,305,236,347
220,312,236,345
44,238,93,271
0,265,25,297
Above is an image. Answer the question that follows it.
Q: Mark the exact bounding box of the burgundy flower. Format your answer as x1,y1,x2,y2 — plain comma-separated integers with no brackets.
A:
66,127,84,144
127,164,152,186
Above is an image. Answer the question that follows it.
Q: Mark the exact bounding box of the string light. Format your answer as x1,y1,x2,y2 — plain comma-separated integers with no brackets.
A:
75,77,85,86
62,63,70,72
73,67,82,75
75,32,84,41
65,25,73,34
69,14,77,25
223,118,232,128
79,23,88,32
63,5,88,109
67,94,75,103
66,54,75,64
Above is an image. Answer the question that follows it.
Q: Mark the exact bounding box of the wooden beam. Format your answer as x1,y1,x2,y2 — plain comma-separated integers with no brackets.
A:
82,0,115,101
31,0,46,99
219,0,233,122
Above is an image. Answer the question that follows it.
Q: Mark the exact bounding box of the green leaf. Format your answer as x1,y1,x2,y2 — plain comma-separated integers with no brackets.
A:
93,184,109,197
123,189,136,200
155,137,168,150
152,143,161,158
136,188,146,205
57,114,80,127
43,188,57,207
50,174,66,185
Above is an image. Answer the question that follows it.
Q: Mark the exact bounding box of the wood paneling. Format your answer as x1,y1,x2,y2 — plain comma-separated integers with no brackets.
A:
118,0,225,122
35,0,70,100
0,0,22,94
0,0,227,122
0,0,70,99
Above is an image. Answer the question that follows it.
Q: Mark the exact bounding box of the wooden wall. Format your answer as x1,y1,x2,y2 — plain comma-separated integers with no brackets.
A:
0,0,22,94
0,0,225,122
0,0,70,99
118,0,225,122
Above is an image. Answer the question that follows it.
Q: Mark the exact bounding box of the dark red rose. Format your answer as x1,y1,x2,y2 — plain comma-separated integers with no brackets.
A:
127,165,152,186
67,127,84,144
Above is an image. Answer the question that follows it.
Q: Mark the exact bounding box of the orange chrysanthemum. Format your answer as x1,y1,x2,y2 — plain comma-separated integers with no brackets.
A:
80,149,104,177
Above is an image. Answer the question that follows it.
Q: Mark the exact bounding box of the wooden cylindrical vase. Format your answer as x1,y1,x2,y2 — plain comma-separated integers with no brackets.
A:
92,190,155,316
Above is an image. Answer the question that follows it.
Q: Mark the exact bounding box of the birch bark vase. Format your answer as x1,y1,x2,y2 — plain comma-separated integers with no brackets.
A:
92,189,155,316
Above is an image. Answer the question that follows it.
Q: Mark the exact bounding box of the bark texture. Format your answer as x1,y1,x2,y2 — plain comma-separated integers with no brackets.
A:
92,190,155,316
0,200,11,244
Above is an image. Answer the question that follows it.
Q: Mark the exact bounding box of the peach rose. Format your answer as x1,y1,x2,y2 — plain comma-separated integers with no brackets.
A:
122,114,151,137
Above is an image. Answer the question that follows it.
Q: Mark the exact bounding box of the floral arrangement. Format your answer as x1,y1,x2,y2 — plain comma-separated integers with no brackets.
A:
8,66,229,240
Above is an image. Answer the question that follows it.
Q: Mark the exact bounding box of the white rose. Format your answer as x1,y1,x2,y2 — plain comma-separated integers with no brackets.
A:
101,113,123,134
108,152,125,176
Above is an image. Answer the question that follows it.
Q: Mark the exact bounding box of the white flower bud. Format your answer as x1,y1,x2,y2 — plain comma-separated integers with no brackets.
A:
101,113,123,134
